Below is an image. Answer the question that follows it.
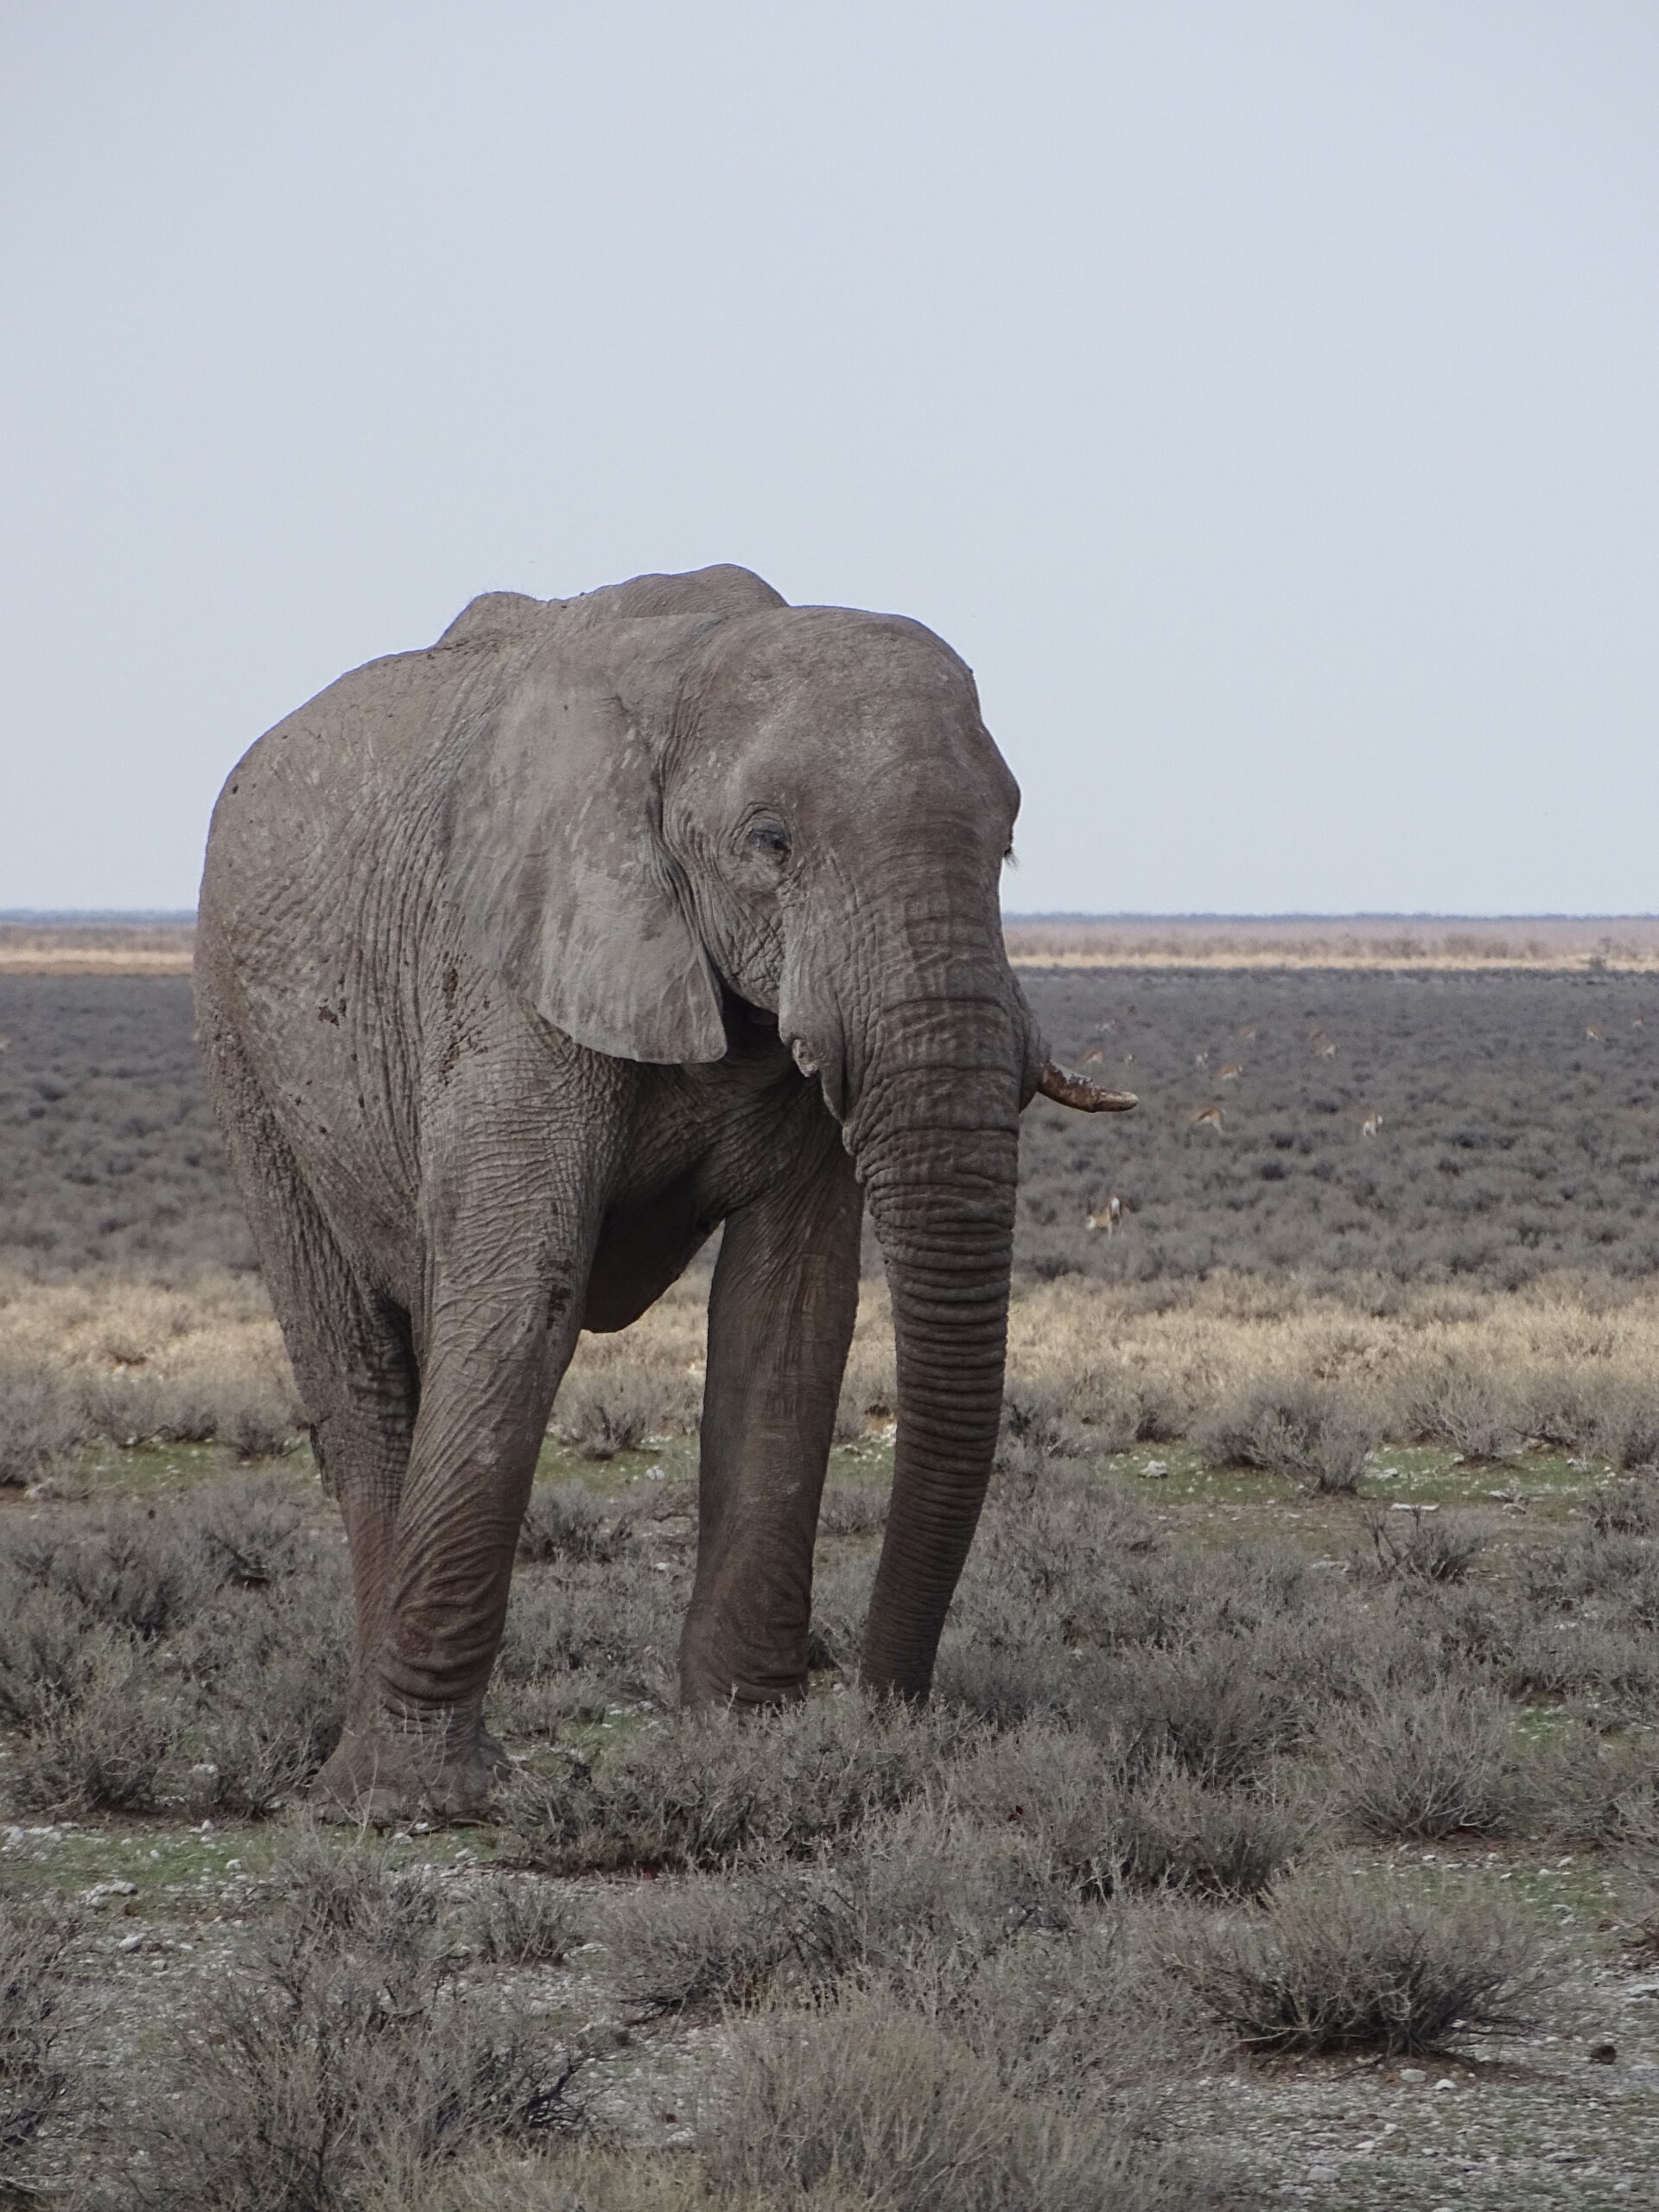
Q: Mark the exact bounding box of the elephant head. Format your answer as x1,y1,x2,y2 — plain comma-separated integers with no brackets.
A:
444,565,1132,1698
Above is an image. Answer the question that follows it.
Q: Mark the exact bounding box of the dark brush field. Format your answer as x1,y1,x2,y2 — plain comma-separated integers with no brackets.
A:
3,970,1659,2210
7,966,1659,1287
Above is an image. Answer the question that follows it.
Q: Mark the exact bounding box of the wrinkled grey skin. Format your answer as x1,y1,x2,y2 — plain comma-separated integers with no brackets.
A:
197,564,1122,1821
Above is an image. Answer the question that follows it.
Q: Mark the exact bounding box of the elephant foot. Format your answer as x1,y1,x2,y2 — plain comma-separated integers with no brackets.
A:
309,1716,512,1826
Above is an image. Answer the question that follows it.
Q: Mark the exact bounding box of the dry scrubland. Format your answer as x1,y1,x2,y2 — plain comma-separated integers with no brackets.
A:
3,969,1659,2208
1002,916,1659,969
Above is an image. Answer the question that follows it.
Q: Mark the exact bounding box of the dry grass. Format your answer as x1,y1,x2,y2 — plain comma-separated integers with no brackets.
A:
0,924,194,975
1004,915,1659,969
13,1262,1659,1486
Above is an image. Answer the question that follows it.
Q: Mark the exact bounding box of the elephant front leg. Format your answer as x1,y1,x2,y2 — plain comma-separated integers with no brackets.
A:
682,1125,861,1707
311,1283,581,1823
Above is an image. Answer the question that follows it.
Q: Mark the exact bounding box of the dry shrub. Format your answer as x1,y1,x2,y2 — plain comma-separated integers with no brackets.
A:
502,1694,972,1876
0,1357,85,1486
549,1372,657,1459
702,1990,1199,2212
356,2147,731,2212
1171,1870,1554,2054
0,1482,350,1816
0,1886,81,2173
492,1560,683,1723
600,1862,849,2014
463,1874,583,1967
1193,1376,1381,1492
1584,1381,1659,1472
87,1840,588,2212
1358,1505,1490,1585
817,1481,887,1538
1335,1687,1534,1840
517,1484,642,1565
1534,1725,1659,1847
1109,1761,1313,1901
3,1632,182,1815
1405,1365,1527,1464
179,1573,353,1814
1505,1618,1659,1718
0,1506,214,1638
78,1361,301,1458
1586,1477,1659,1538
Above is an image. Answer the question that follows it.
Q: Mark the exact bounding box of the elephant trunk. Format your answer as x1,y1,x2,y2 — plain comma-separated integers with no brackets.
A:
848,995,1021,1698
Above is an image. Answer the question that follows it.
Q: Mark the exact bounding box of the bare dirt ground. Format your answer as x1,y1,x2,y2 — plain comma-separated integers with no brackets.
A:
3,969,1659,2209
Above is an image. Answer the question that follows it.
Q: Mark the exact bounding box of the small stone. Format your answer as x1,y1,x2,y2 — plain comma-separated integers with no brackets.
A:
1433,2076,1457,2092
83,1881,138,1906
1590,2041,1618,2064
1399,2067,1427,2083
117,1930,149,1954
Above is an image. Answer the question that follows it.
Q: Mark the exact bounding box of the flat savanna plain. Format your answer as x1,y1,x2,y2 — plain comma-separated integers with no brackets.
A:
3,963,1659,2209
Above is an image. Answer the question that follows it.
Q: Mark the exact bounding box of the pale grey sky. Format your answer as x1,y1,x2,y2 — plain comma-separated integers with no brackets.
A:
3,1,1656,914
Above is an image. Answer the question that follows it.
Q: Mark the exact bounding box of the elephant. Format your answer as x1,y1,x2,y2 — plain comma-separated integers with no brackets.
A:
196,563,1134,1821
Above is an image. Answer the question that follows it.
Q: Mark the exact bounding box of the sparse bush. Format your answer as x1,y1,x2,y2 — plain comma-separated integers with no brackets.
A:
464,1874,582,1967
503,1694,973,1876
1358,1505,1490,1585
817,1481,887,1537
1535,1725,1659,1847
1335,1687,1533,1840
88,1906,588,2211
1586,1477,1659,1538
550,1374,659,1459
0,1358,84,1486
257,1828,444,1959
493,1560,682,1715
3,1637,182,1815
601,1861,850,2013
0,1506,215,1637
1406,1366,1527,1464
1194,1377,1381,1493
1170,1870,1554,2054
0,1887,80,2170
516,1484,641,1564
702,1991,1199,2212
1111,1761,1313,1900
181,1573,353,1813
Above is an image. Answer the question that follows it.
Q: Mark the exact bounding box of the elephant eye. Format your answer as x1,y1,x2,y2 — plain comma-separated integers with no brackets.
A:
745,818,791,861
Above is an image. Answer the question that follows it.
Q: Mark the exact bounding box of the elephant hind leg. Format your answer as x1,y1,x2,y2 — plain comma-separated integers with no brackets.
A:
197,1001,419,1747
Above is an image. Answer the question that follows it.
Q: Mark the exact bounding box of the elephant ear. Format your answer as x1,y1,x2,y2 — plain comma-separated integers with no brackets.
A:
444,677,727,1065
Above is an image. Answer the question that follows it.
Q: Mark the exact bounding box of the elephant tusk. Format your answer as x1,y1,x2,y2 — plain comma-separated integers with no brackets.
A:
1038,1061,1138,1113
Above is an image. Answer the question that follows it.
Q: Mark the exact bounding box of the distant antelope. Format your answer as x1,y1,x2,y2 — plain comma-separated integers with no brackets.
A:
1218,1062,1243,1082
1316,1039,1338,1058
1190,1103,1224,1134
1586,1025,1604,1042
1361,1111,1382,1139
1236,1023,1258,1042
1096,1019,1116,1033
1194,1049,1210,1068
1081,1047,1103,1064
1085,1193,1124,1234
1632,1015,1644,1031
